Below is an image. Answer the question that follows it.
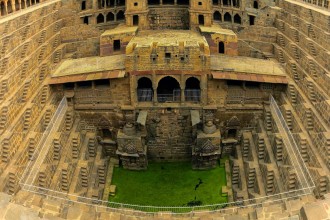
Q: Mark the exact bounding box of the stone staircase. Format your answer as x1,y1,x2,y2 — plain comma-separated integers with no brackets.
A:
231,163,240,187
307,24,316,39
266,170,275,194
38,30,46,45
53,139,61,161
20,42,30,59
247,168,256,189
288,84,297,104
291,45,300,61
0,107,8,132
242,138,249,159
285,109,293,130
292,29,299,42
23,109,31,131
65,112,73,131
256,135,265,160
80,166,89,188
88,137,97,158
264,109,273,131
275,136,283,162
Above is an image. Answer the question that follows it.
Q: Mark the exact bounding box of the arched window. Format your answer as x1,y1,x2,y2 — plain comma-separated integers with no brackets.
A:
213,11,221,21
219,41,225,54
223,0,230,6
224,12,231,22
233,0,240,7
253,0,258,9
137,77,153,102
83,16,89,24
185,77,200,102
20,0,25,9
108,0,115,7
7,0,13,13
198,15,205,25
133,15,139,26
116,0,125,6
15,0,20,10
106,12,114,22
148,0,160,4
98,0,105,8
234,14,241,24
97,13,105,23
157,76,181,102
1,1,7,15
227,129,237,138
213,0,219,5
117,10,125,21
81,1,86,10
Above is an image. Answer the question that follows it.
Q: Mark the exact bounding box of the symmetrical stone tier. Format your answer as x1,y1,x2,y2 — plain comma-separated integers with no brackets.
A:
0,0,329,218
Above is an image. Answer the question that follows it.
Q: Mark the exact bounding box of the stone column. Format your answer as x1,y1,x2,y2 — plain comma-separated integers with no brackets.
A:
5,1,8,15
180,74,185,104
201,74,207,105
130,75,137,106
152,73,157,105
92,0,97,9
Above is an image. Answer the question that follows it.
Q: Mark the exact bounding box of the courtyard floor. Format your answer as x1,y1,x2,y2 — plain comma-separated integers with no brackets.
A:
109,161,228,207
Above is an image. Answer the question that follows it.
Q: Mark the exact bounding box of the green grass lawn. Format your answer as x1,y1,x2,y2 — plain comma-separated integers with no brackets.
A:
109,161,228,207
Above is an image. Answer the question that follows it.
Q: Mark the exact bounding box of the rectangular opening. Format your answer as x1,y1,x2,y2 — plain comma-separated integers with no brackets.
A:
249,15,255,25
113,40,121,51
77,81,92,88
165,53,171,59
245,81,260,88
94,79,110,87
63,82,75,90
83,16,89,24
227,80,242,87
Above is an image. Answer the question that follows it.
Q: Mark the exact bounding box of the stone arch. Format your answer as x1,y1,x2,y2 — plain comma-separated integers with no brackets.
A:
234,14,241,24
185,77,201,102
253,0,258,9
228,116,240,127
213,11,221,21
137,77,153,102
7,0,13,14
81,0,86,10
117,10,125,20
157,76,181,102
226,116,240,138
224,12,231,22
98,0,105,8
20,0,25,8
97,13,105,23
233,0,239,7
15,0,20,10
1,1,6,15
97,115,112,128
106,12,114,21
116,0,125,6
